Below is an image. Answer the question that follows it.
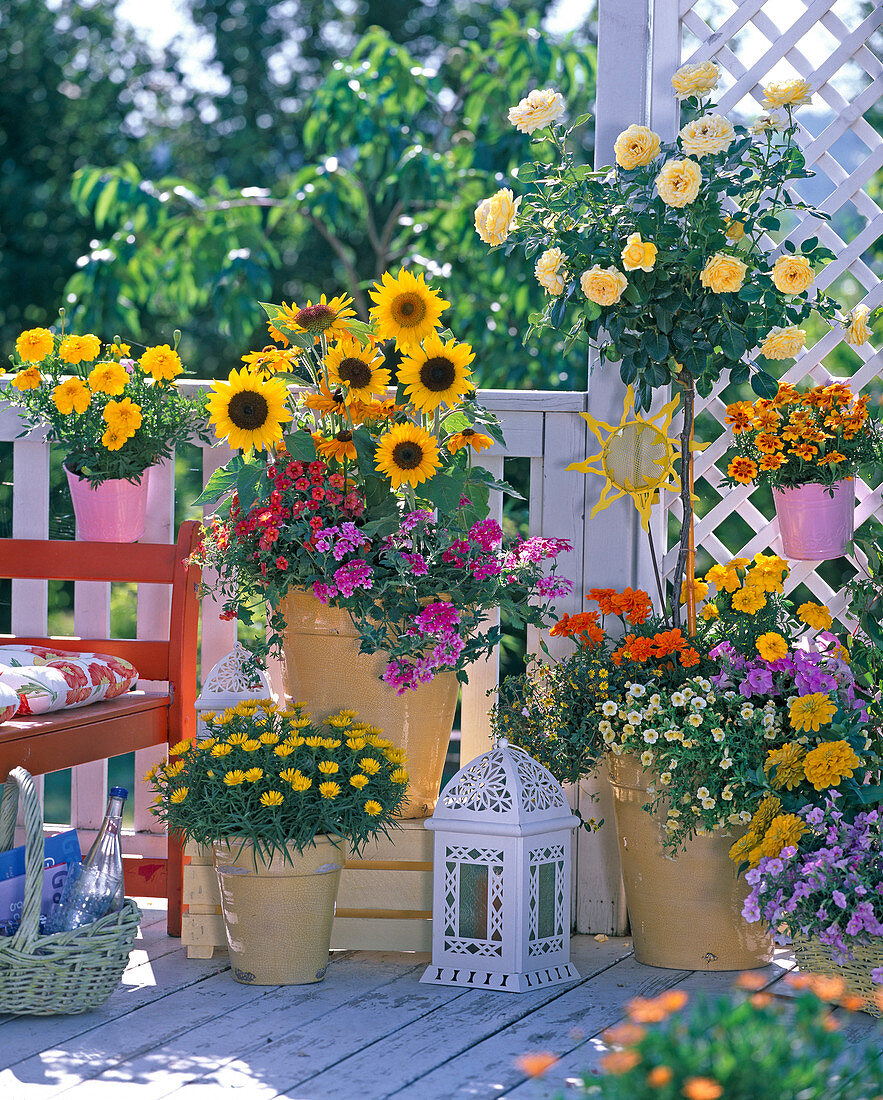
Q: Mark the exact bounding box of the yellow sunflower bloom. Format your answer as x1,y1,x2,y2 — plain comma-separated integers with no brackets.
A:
15,327,54,363
207,367,292,452
315,431,357,463
325,336,391,402
397,333,475,414
375,422,441,489
52,378,91,415
369,269,450,349
447,429,494,455
274,294,357,344
789,693,837,733
140,344,183,381
303,378,348,418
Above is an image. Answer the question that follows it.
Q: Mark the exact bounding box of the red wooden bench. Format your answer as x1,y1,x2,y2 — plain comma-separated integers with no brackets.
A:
0,519,201,936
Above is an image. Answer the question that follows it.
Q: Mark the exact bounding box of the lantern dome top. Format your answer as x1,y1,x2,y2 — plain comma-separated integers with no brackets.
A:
196,642,274,708
428,739,578,833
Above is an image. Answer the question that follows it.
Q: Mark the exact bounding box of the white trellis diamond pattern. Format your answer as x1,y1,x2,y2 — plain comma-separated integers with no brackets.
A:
658,0,883,614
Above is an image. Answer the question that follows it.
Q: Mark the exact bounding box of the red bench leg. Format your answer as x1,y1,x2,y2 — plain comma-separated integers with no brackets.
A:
167,831,184,937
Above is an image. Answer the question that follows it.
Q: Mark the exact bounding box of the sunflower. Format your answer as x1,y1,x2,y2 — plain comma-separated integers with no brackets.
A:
274,294,357,344
316,430,357,463
397,334,475,414
375,422,441,489
447,428,494,455
207,367,292,451
325,336,391,402
369,269,450,349
240,345,301,376
303,379,348,418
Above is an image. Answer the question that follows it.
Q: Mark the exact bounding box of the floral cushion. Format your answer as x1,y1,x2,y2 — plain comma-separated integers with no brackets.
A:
0,646,138,718
0,682,19,724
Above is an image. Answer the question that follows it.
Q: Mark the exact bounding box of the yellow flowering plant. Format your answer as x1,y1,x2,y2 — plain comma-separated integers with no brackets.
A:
149,700,409,859
6,317,209,484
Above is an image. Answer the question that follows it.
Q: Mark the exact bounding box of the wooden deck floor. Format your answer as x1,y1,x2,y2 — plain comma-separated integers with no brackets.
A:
2,900,880,1100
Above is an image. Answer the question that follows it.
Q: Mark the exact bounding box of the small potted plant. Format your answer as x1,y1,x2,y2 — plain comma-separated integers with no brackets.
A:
721,380,883,560
7,319,209,541
149,699,409,985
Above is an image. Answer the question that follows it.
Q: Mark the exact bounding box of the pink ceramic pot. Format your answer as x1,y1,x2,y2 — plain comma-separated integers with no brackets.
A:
65,465,151,542
772,478,854,561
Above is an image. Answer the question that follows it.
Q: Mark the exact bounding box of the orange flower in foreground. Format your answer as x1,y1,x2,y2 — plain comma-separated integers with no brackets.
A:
600,1049,642,1075
647,1064,673,1087
603,1022,646,1047
682,1077,723,1100
627,989,688,1023
727,456,758,484
650,629,687,657
735,971,768,991
514,1052,558,1078
587,587,618,614
679,647,700,667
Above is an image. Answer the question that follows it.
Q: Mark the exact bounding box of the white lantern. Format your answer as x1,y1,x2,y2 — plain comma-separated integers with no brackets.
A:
194,642,275,739
420,739,580,992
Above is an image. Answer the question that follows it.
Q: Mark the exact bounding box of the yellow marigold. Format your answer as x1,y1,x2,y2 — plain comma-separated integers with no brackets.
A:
764,742,807,790
700,603,719,621
620,233,657,273
474,188,520,246
655,158,702,207
59,334,101,364
732,586,766,614
763,79,812,110
507,88,566,134
103,396,142,434
170,787,188,803
797,601,833,631
319,781,341,799
88,361,129,396
52,378,91,415
613,124,661,169
770,254,814,295
12,366,42,391
761,325,807,360
727,456,757,484
364,800,383,817
671,60,720,99
789,693,839,735
679,114,735,157
580,265,628,307
758,813,807,859
704,563,740,593
756,632,788,661
534,248,568,295
350,774,370,789
16,328,54,363
844,304,871,346
223,769,246,786
700,253,747,294
140,344,183,381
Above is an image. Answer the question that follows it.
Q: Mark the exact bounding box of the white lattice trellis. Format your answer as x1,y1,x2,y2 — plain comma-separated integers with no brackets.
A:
650,0,883,612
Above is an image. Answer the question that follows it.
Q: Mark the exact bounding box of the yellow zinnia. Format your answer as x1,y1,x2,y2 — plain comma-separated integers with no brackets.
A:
802,739,860,790
374,422,440,490
397,333,475,414
763,743,806,790
15,328,54,363
756,632,788,662
207,367,292,452
789,693,837,734
757,813,807,859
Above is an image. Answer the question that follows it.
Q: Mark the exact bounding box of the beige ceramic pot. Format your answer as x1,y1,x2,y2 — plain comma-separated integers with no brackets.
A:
279,588,459,818
213,835,345,985
608,754,773,970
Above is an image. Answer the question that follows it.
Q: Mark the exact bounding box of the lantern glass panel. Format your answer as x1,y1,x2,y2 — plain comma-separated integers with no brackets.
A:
537,861,557,939
458,863,489,940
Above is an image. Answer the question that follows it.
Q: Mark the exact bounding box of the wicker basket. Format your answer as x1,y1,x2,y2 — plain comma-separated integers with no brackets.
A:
0,767,141,1015
792,935,882,1018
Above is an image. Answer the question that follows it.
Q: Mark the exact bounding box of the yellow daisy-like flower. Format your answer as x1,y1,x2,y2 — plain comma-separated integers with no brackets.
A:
207,367,292,452
88,361,130,396
764,742,807,790
374,421,441,490
507,88,566,134
364,800,383,817
243,767,263,782
290,774,312,792
319,781,341,800
170,787,188,803
198,738,217,751
534,247,569,295
763,79,812,110
802,739,860,790
325,336,391,403
227,731,249,745
843,305,871,347
621,233,657,273
789,693,838,734
260,790,285,807
770,254,814,295
304,735,325,748
273,743,296,757
315,431,357,464
761,325,807,360
15,327,54,363
346,737,367,751
579,265,629,307
365,733,391,747
447,428,494,455
655,158,702,207
240,739,261,752
259,731,280,745
223,769,246,786
473,189,521,248
679,114,735,157
613,124,661,169
350,774,370,789
59,333,101,364
274,294,358,344
317,760,339,774
390,768,409,784
140,344,183,381
211,743,233,757
169,739,191,756
359,757,381,775
756,632,788,662
797,601,833,631
726,456,758,484
369,269,450,349
279,768,299,784
397,333,475,414
671,60,720,99
12,365,42,391
384,748,407,765
757,813,807,859
52,377,91,415
700,253,747,294
104,396,142,434
165,760,185,778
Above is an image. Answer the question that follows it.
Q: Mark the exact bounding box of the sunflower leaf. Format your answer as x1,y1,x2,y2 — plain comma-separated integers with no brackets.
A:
193,458,242,507
419,469,468,514
282,430,318,461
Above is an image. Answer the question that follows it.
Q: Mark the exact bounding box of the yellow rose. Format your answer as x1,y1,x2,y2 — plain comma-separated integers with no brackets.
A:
655,159,702,207
613,125,661,170
15,327,54,363
699,253,747,293
474,188,520,246
761,325,806,360
507,89,566,134
770,254,814,295
671,60,720,100
749,111,786,135
534,247,568,295
620,233,657,272
844,304,871,346
762,79,812,110
724,216,745,241
679,113,735,157
579,265,628,307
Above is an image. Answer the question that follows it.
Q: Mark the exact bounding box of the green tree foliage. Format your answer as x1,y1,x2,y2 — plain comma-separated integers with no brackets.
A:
65,16,597,387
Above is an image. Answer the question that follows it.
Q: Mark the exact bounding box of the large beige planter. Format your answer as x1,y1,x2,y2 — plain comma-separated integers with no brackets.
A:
279,588,459,818
608,754,773,971
213,836,345,985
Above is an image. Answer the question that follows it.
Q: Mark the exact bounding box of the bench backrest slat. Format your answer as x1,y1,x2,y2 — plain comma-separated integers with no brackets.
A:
0,636,173,682
0,540,178,584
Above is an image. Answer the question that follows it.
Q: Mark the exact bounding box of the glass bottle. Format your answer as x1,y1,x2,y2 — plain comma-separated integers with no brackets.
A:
46,786,127,933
